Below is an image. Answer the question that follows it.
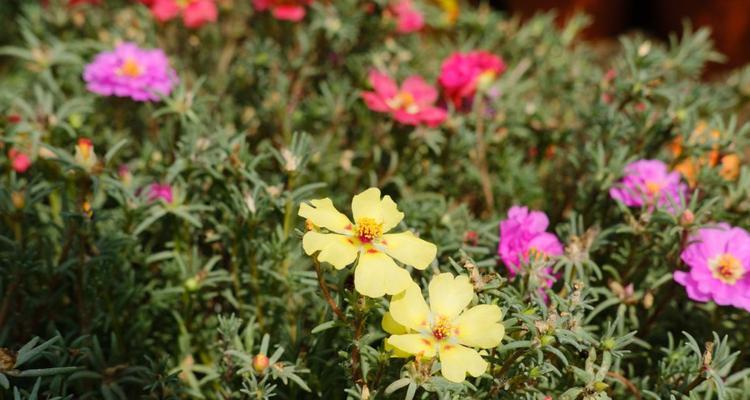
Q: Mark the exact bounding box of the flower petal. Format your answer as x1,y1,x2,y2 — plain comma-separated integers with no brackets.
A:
438,343,487,383
302,232,358,270
387,334,437,359
382,232,436,269
389,281,430,331
354,251,412,298
453,304,504,349
382,312,409,335
352,187,384,223
380,195,404,232
429,273,473,319
298,198,353,234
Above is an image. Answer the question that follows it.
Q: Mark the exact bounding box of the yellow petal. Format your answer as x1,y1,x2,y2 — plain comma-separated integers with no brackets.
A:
428,273,474,319
438,343,487,383
389,281,430,331
302,231,358,270
382,232,436,270
384,337,413,358
354,251,412,298
453,305,505,349
382,312,409,335
380,195,404,232
298,198,353,234
387,334,437,359
352,188,384,223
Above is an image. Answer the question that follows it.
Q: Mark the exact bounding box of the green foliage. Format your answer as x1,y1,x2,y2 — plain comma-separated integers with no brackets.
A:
2,0,750,399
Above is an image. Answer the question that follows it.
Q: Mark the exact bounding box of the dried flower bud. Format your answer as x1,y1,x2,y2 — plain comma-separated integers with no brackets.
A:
11,191,25,209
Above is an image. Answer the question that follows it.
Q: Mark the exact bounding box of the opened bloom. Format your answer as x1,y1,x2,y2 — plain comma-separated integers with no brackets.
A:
83,42,177,102
299,188,437,298
253,0,312,21
674,224,750,311
610,159,688,211
361,71,447,127
383,273,504,383
391,0,424,34
438,51,505,108
148,183,174,203
147,0,218,28
498,206,563,287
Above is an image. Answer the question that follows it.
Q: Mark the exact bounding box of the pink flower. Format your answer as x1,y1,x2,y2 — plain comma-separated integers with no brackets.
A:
148,183,174,204
498,206,563,287
148,0,218,28
609,159,688,211
391,0,424,34
361,70,447,127
8,149,31,173
83,42,178,102
674,224,750,311
438,51,506,108
253,0,312,22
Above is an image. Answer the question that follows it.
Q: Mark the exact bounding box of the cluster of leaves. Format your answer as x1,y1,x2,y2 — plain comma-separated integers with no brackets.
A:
2,0,750,398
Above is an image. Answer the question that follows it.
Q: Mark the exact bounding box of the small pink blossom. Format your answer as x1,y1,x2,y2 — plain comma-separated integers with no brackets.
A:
438,51,506,108
253,0,312,22
391,0,424,34
674,224,750,311
609,159,688,211
498,206,563,288
148,183,174,204
8,149,31,173
361,70,447,127
148,0,218,28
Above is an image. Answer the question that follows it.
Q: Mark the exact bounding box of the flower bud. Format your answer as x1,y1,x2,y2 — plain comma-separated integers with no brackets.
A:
680,210,695,226
252,353,269,374
11,191,25,209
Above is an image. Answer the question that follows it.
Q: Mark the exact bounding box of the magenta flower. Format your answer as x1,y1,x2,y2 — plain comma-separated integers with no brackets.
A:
361,70,447,127
391,0,424,34
8,149,31,173
148,183,174,204
252,0,312,22
148,0,218,29
498,206,563,286
674,224,750,311
609,159,688,211
438,51,506,108
83,42,178,102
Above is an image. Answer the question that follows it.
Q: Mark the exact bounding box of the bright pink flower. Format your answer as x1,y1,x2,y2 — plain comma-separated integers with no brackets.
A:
8,149,31,173
253,0,312,22
361,70,447,127
498,206,563,287
609,159,688,211
391,0,424,34
148,183,174,204
674,224,750,311
438,51,506,108
148,0,218,28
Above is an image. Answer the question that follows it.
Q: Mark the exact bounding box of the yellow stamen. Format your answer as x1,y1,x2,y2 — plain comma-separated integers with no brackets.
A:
709,253,744,285
386,91,420,114
476,69,496,89
644,181,663,196
118,58,142,78
355,217,383,243
431,316,452,341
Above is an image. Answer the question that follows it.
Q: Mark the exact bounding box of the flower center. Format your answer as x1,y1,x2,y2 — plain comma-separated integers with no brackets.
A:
644,181,663,196
175,0,194,7
386,91,419,114
476,69,496,89
355,217,383,243
525,247,547,262
709,253,745,285
118,58,142,78
431,316,452,341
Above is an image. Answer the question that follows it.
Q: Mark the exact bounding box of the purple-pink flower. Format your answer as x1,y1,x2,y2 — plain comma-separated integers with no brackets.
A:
253,0,312,22
83,42,178,102
361,70,447,127
498,206,563,287
674,224,750,311
148,183,174,204
609,159,688,210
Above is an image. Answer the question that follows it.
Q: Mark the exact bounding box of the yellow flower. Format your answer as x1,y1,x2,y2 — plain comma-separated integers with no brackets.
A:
383,273,505,383
298,188,437,298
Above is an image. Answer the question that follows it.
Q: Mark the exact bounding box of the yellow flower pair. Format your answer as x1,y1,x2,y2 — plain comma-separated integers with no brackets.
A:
299,188,505,383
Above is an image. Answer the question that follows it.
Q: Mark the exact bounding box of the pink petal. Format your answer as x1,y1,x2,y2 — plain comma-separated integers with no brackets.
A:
368,70,398,99
392,110,421,126
272,5,306,21
150,0,181,21
401,75,437,105
361,91,391,112
418,107,447,127
183,0,217,28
